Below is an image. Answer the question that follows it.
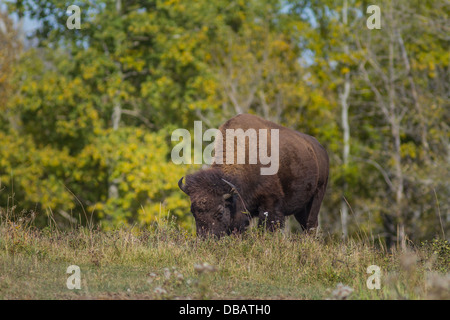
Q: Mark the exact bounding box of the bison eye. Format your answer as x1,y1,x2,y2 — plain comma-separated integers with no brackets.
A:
213,205,225,218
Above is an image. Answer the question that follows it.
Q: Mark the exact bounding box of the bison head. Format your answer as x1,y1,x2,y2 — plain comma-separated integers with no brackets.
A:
178,169,250,237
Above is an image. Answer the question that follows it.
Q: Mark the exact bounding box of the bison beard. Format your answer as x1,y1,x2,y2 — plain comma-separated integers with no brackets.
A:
178,114,329,238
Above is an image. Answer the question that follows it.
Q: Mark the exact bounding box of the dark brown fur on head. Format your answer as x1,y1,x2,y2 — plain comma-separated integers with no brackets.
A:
181,168,230,199
179,168,248,237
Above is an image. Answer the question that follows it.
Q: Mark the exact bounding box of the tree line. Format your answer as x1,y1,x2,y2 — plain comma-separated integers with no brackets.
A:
0,0,448,243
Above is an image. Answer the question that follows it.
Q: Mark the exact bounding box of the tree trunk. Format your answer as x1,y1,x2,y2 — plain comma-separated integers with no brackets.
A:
339,0,351,238
387,4,405,249
108,0,123,207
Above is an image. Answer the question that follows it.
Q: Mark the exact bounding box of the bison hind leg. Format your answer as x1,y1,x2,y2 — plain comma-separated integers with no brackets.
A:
293,198,313,231
294,184,327,232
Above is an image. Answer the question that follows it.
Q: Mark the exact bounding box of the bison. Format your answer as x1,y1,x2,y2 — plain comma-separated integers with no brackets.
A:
178,114,329,237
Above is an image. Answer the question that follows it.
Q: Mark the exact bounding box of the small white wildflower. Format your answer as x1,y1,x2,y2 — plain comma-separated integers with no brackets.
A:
174,270,184,281
329,283,354,300
147,272,157,284
194,263,203,273
163,267,171,280
194,262,216,274
263,212,268,217
154,287,167,295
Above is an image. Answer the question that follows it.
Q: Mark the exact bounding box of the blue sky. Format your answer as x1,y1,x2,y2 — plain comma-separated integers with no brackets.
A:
1,0,40,35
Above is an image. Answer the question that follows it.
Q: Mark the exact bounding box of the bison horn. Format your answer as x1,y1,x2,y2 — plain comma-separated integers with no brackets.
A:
178,177,188,194
221,178,250,215
221,178,238,193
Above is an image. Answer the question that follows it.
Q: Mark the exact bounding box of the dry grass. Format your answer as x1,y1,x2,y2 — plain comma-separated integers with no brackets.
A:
0,216,448,300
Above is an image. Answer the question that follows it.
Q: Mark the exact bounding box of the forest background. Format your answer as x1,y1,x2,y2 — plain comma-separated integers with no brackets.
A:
0,0,448,244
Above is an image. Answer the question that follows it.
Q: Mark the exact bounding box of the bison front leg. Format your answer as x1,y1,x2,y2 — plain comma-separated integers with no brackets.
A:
257,199,284,231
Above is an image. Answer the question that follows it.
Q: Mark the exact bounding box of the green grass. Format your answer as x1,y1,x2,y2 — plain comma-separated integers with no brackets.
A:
0,218,448,300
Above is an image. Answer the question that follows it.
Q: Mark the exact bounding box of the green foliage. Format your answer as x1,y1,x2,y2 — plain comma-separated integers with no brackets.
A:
0,130,75,212
421,239,450,273
77,127,192,229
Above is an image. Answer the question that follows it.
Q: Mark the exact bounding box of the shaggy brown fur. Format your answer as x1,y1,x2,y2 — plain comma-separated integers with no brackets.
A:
179,114,329,237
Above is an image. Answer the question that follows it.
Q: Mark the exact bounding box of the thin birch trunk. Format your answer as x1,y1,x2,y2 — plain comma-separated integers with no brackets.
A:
340,0,351,238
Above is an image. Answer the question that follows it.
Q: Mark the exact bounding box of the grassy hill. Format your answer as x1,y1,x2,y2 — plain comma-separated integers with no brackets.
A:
0,217,448,300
